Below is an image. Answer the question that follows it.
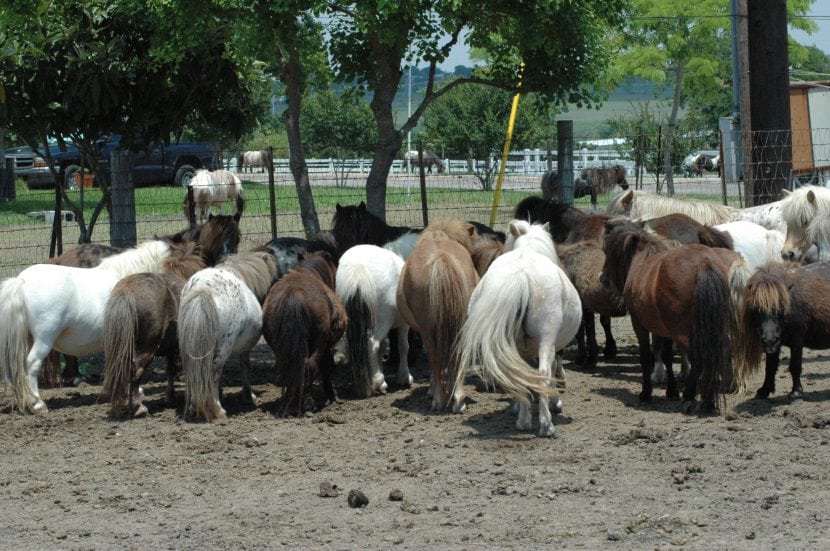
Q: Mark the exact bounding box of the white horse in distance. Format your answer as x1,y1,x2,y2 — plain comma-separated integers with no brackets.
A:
184,169,244,223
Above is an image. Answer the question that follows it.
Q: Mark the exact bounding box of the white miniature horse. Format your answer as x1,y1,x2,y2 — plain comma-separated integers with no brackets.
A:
237,149,271,173
781,185,830,261
186,169,244,223
453,220,582,437
713,221,785,272
0,241,172,413
179,252,278,421
336,244,413,398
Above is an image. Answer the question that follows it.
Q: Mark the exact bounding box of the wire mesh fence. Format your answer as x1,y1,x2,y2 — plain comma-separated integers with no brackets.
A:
1,130,825,279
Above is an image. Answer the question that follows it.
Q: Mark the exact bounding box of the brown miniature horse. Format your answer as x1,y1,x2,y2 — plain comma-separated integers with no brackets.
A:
102,242,207,417
263,251,347,417
514,196,610,244
643,213,734,249
601,222,753,412
396,219,480,412
738,261,830,403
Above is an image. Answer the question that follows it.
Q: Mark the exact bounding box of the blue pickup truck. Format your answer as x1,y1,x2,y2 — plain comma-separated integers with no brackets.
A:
5,135,222,189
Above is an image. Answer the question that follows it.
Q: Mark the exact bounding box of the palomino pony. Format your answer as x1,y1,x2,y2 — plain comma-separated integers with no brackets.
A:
607,189,786,233
780,185,830,261
738,261,830,403
454,220,583,437
179,251,279,421
601,222,753,412
184,169,245,223
0,240,173,413
237,149,271,173
101,242,207,417
540,166,629,210
396,219,481,412
262,251,347,416
336,244,413,398
403,150,444,174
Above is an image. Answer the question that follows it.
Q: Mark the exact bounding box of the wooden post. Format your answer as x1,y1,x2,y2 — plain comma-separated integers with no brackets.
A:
418,141,429,227
267,146,277,240
110,150,136,247
556,121,574,206
1,157,15,203
186,185,196,229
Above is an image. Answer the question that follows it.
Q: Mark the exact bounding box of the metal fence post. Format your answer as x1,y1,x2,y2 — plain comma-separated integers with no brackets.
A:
110,150,136,247
557,121,574,206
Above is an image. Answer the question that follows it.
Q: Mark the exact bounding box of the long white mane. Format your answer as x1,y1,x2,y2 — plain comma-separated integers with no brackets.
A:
96,240,171,279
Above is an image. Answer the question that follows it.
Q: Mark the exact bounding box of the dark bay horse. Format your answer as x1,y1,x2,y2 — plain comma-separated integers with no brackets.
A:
514,196,610,244
601,222,753,412
540,165,629,210
102,242,207,417
255,231,340,278
738,261,830,403
262,251,347,416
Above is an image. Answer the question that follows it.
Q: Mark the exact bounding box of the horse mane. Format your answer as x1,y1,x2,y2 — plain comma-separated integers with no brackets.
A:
96,240,171,279
156,213,241,266
808,211,830,250
217,251,278,302
162,241,207,280
607,190,735,227
603,222,671,291
782,185,830,230
470,236,504,276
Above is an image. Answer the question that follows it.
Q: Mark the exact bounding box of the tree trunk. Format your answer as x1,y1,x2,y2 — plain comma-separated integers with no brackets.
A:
663,63,685,196
282,53,320,238
365,80,403,223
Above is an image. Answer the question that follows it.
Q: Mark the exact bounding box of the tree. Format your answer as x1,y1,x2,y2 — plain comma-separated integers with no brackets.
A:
0,0,259,247
325,0,628,220
419,85,551,190
301,89,377,186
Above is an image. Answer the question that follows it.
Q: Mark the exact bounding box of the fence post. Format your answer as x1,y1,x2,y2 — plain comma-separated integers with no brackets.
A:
557,120,574,206
417,141,429,227
267,146,277,240
1,157,15,203
186,185,196,229
110,150,136,248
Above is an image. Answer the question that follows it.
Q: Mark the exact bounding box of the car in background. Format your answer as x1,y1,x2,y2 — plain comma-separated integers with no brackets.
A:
5,135,222,190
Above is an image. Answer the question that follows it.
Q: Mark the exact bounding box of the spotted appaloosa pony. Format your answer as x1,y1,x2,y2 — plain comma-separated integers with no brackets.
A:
102,242,207,417
263,251,347,417
738,261,830,403
396,219,481,412
454,220,582,437
179,251,279,421
0,240,173,413
601,221,754,413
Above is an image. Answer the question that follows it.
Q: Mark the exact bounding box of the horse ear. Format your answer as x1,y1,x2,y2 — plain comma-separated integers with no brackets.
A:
208,213,214,221
233,212,241,222
358,201,366,211
509,220,522,238
781,189,791,197
541,222,550,233
336,203,342,212
808,190,816,204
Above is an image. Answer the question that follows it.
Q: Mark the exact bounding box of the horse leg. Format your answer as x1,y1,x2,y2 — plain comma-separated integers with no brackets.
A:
367,334,388,395
536,344,560,437
320,351,338,406
239,352,258,407
574,319,587,367
584,312,599,369
165,352,179,405
633,324,654,402
130,351,155,418
788,345,804,402
681,354,702,414
63,354,81,386
651,336,667,385
395,325,413,387
25,341,53,413
755,350,779,399
660,338,679,400
600,314,617,360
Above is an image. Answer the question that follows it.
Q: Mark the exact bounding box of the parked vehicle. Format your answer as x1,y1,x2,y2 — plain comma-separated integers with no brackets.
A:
5,135,222,190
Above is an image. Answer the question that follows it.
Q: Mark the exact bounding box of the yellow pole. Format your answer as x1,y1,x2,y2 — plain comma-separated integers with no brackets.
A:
489,63,524,228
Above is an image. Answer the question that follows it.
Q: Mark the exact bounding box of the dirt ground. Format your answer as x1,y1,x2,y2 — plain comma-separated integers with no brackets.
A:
1,317,829,550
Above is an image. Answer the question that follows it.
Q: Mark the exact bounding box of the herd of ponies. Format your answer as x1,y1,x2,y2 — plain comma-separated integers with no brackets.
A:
2,180,830,437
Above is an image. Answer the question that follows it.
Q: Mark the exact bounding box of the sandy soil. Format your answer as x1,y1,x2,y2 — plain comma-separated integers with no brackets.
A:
1,318,829,550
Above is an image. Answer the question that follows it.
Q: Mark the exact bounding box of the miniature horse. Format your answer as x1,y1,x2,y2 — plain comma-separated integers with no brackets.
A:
102,242,207,417
601,222,753,412
540,166,629,210
396,219,480,412
738,261,830,402
780,185,830,262
262,251,347,417
453,220,582,437
255,231,340,278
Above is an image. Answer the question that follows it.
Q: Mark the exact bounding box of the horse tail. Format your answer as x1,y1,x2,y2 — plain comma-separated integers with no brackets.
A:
453,273,556,406
338,265,377,397
0,277,37,413
272,293,312,417
727,257,755,394
179,287,222,421
101,289,138,415
423,254,473,408
689,263,733,410
235,189,245,216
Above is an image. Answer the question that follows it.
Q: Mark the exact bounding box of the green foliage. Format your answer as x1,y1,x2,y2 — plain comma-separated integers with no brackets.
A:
301,89,377,158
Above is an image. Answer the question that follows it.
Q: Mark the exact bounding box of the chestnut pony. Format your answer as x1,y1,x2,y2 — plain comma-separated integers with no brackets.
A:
396,219,481,412
601,222,753,412
263,251,347,416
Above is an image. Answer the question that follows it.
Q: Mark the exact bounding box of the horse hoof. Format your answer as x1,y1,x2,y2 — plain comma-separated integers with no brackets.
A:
666,388,680,401
788,392,803,403
551,398,563,414
681,400,696,414
397,375,414,388
452,401,466,414
603,347,618,360
32,400,48,414
755,389,772,400
134,405,149,418
537,424,557,438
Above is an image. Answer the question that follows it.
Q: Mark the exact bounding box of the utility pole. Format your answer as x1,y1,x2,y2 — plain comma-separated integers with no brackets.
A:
742,0,791,206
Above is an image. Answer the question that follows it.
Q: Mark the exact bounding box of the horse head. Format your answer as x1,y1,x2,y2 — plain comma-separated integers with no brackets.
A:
201,212,242,266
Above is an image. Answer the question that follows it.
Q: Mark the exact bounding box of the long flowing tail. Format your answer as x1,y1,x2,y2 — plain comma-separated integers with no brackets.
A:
101,290,138,415
338,264,378,398
269,293,312,417
727,257,755,393
453,273,556,406
689,264,733,409
179,288,221,420
0,278,36,412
